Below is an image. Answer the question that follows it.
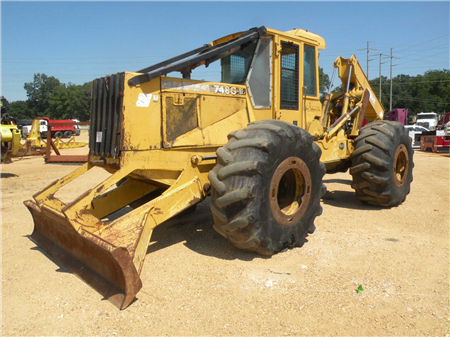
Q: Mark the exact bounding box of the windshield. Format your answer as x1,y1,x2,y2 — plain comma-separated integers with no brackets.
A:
221,39,258,84
417,114,436,120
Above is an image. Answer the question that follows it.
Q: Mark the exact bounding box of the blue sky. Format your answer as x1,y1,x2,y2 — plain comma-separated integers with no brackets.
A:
1,1,449,102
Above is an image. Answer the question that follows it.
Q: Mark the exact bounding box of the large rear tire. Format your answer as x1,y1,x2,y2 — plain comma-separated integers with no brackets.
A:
209,120,326,255
350,121,414,206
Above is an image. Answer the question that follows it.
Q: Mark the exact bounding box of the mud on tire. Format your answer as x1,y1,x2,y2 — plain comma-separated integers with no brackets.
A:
209,120,326,255
350,120,414,207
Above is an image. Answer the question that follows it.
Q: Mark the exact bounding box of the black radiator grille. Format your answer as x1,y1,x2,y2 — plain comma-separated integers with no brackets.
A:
89,73,124,158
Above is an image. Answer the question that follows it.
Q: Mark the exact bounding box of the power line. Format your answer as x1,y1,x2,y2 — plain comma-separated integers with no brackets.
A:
322,34,449,55
395,33,450,53
372,78,450,85
395,44,449,58
392,48,448,67
319,34,449,79
392,95,450,105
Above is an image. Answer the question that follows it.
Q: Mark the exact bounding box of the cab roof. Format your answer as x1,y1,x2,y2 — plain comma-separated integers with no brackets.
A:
266,27,326,50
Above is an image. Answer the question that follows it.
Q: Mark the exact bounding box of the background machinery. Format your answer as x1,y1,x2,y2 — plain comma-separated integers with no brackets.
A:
21,117,79,139
25,26,414,309
1,97,21,163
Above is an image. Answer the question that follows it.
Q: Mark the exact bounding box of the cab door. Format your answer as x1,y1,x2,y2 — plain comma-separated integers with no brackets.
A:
302,44,322,129
277,39,303,127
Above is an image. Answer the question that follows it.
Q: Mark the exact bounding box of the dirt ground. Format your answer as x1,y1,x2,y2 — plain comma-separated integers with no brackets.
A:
1,130,449,336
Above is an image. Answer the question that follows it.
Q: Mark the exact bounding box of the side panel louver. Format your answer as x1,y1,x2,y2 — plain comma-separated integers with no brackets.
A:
89,73,124,158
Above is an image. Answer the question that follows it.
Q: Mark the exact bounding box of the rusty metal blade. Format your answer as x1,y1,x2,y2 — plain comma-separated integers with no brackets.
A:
24,200,142,310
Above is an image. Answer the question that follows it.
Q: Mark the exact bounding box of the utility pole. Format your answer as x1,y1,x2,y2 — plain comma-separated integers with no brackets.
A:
390,48,393,111
389,48,400,111
359,42,376,79
379,54,383,99
375,53,389,100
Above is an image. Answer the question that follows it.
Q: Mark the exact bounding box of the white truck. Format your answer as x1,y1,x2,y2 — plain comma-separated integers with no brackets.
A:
415,112,439,131
22,117,80,139
21,119,48,139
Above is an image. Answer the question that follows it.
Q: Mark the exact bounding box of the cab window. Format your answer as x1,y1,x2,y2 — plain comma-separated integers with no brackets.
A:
280,42,299,110
303,45,317,97
221,40,258,84
247,37,272,108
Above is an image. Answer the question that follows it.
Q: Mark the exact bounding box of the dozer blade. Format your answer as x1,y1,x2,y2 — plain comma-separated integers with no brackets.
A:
25,200,142,310
24,159,206,309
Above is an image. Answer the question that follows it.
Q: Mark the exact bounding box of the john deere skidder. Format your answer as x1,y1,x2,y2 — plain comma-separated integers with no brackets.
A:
25,26,413,309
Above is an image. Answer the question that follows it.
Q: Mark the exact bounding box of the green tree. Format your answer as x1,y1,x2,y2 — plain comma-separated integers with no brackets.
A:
369,69,450,115
370,75,390,110
7,100,34,119
24,73,62,118
319,67,330,102
48,82,92,120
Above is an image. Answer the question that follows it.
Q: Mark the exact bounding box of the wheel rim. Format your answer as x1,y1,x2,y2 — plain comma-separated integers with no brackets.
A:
393,144,409,187
269,157,312,226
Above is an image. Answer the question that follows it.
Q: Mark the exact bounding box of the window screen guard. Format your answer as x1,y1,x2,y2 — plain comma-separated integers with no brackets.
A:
280,42,299,110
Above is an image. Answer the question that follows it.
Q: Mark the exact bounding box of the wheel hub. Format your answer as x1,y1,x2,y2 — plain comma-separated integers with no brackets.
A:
269,157,312,226
393,144,409,187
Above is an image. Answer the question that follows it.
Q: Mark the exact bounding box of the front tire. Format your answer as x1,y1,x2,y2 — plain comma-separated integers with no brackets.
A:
209,120,326,255
350,121,414,206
